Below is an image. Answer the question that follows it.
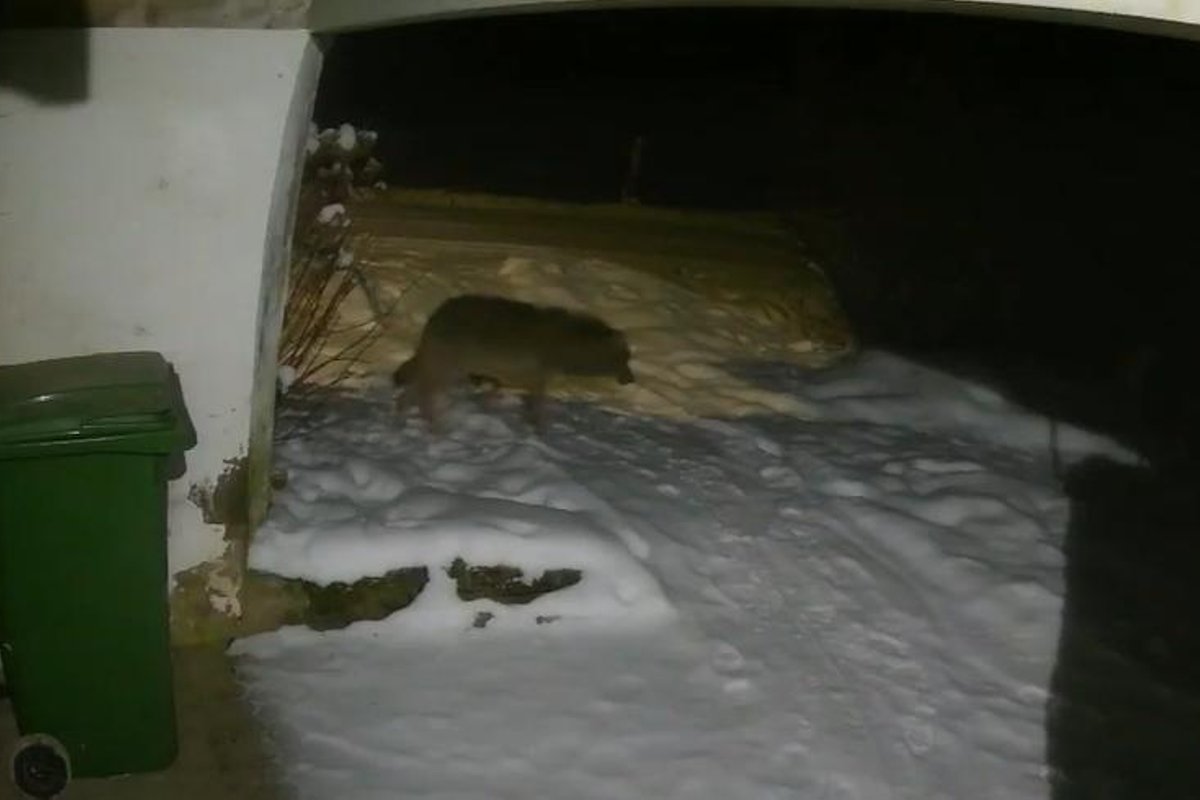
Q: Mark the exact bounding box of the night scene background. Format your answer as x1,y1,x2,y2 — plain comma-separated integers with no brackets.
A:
310,9,1200,797
313,6,1199,474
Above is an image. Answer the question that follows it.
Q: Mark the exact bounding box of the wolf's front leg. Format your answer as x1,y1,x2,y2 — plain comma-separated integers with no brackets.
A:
394,385,413,416
416,379,450,435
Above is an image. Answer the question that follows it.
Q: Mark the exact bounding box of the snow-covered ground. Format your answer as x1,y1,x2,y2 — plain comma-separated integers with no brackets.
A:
233,347,1135,800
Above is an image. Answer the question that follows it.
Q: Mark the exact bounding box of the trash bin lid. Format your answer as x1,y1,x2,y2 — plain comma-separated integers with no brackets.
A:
0,351,196,457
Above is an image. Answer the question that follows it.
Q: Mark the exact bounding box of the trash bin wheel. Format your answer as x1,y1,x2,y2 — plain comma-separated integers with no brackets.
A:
10,734,70,799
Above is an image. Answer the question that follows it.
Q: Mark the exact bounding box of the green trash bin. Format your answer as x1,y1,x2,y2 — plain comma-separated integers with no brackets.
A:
0,351,196,797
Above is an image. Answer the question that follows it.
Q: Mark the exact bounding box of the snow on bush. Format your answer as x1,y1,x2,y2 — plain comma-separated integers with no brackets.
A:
304,121,386,204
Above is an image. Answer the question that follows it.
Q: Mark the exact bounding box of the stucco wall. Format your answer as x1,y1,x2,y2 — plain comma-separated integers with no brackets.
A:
0,27,321,593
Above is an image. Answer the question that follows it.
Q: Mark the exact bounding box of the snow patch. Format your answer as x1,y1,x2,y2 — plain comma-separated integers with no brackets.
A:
316,203,346,225
336,122,356,152
251,485,673,633
238,250,1140,797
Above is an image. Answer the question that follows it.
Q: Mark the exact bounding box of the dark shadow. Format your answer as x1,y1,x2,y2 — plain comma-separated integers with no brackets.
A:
1047,457,1200,798
0,1,90,104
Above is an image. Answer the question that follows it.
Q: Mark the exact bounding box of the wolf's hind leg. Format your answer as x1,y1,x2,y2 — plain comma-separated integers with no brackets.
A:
522,376,549,435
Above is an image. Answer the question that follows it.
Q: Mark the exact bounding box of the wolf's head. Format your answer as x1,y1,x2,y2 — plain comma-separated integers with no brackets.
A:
571,328,635,384
601,330,636,385
545,310,635,385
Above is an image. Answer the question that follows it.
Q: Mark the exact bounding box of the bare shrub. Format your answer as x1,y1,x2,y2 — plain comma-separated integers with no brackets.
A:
275,123,392,439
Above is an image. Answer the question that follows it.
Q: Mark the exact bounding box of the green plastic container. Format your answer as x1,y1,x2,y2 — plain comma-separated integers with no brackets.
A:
0,351,195,782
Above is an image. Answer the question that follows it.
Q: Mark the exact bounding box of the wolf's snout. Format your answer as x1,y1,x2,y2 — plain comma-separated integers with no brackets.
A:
618,366,635,385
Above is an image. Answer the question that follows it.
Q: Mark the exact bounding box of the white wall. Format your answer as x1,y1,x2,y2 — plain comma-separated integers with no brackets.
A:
0,28,321,589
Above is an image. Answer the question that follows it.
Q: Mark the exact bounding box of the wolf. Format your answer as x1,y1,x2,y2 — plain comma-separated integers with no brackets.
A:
393,294,635,432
